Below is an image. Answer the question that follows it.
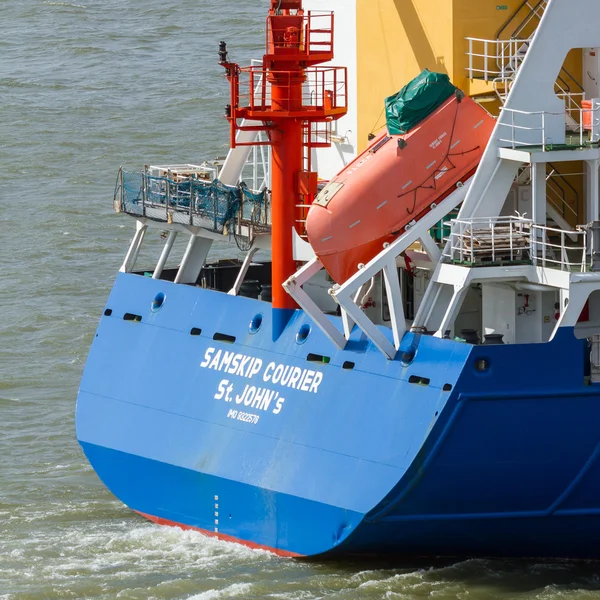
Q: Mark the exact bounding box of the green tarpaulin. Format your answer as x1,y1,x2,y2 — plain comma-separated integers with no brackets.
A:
385,69,457,135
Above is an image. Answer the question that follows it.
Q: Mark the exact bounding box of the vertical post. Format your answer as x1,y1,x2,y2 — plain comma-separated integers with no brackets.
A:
382,262,406,349
531,161,546,226
484,40,488,81
541,226,546,266
467,221,472,264
541,112,546,148
153,231,178,280
270,118,302,335
213,185,218,231
142,166,147,218
228,247,259,295
532,161,546,267
583,229,588,273
591,221,600,272
262,143,269,190
468,39,473,79
253,146,258,191
189,177,194,225
166,170,171,221
590,226,594,272
174,235,213,285
511,110,515,148
116,167,124,213
120,220,148,273
491,217,495,263
435,285,469,339
586,158,600,223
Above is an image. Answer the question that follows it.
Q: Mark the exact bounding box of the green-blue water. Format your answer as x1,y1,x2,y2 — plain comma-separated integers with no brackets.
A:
2,1,600,598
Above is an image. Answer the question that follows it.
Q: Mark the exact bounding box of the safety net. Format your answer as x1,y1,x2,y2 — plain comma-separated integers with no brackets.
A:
118,170,267,242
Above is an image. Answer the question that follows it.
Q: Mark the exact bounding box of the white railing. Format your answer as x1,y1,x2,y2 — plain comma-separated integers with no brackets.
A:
466,37,530,81
445,216,532,264
117,167,271,233
238,59,271,192
444,216,588,272
498,107,557,148
531,223,588,271
466,36,585,120
557,90,585,125
498,104,600,150
241,133,270,192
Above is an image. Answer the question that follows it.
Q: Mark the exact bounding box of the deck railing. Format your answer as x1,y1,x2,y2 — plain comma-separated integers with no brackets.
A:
498,105,600,149
465,37,530,81
444,216,588,272
114,166,270,236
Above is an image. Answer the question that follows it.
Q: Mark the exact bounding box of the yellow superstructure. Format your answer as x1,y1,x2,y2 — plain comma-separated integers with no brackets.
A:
355,0,584,223
356,0,582,152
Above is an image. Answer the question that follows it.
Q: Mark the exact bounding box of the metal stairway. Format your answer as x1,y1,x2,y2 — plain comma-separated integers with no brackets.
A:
516,164,579,233
466,0,584,229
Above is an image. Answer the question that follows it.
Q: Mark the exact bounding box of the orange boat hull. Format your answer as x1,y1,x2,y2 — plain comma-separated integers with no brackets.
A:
306,94,496,284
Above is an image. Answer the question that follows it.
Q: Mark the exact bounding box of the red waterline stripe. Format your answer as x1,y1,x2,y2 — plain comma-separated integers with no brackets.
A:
137,511,303,558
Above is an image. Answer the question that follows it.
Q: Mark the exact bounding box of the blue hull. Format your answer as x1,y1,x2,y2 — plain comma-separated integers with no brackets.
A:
76,273,600,557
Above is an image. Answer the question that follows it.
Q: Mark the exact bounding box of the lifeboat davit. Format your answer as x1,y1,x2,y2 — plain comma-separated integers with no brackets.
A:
306,93,496,284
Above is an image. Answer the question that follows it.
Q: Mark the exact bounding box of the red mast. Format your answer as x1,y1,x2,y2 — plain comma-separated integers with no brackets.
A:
220,0,347,338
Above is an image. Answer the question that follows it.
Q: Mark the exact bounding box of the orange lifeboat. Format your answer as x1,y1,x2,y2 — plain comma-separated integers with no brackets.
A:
306,93,496,284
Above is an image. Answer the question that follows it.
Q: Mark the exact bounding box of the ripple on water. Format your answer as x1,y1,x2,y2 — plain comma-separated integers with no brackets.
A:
4,0,600,599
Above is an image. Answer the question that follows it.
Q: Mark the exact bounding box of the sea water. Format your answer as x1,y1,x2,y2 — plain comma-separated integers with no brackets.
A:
2,1,600,598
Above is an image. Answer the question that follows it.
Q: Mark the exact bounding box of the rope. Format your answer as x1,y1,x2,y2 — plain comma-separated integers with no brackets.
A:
368,105,386,139
395,98,481,216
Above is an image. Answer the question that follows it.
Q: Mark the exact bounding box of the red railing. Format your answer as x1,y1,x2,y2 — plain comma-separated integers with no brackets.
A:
234,66,347,118
265,11,334,63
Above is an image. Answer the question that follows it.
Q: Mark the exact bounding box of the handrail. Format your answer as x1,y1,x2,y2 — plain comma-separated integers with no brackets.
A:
118,168,270,235
444,216,587,272
497,107,554,149
548,162,579,203
547,178,578,222
496,0,532,39
466,36,585,111
546,166,578,223
498,104,600,150
510,0,546,40
557,73,572,95
546,168,565,201
560,65,585,94
465,37,527,81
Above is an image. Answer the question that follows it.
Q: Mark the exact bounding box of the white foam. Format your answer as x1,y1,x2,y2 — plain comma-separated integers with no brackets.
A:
186,582,253,600
43,2,86,7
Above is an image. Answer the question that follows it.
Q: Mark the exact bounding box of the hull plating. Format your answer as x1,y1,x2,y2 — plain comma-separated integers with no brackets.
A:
76,274,600,557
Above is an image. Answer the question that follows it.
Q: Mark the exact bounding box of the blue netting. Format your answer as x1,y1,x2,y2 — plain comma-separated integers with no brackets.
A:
121,171,144,216
240,182,267,220
118,170,266,236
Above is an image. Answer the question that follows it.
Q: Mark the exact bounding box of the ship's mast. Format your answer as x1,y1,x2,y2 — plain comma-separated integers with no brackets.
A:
220,0,347,338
